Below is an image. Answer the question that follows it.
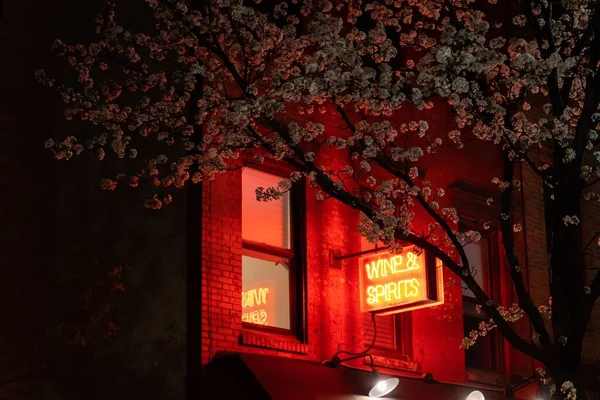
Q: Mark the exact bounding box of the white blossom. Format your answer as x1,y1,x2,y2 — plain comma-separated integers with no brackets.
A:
563,215,581,226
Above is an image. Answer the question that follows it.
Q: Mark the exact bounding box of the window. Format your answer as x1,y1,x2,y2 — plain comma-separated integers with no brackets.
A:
360,237,412,356
241,166,306,337
363,313,411,355
460,222,503,372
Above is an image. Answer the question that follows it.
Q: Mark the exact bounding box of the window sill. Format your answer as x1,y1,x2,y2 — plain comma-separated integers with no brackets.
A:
364,352,419,373
239,329,309,355
466,369,505,386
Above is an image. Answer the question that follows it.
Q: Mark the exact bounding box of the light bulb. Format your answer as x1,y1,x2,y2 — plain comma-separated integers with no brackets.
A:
465,390,485,400
369,377,399,398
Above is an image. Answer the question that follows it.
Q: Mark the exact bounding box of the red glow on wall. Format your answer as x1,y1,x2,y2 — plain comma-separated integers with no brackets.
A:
359,250,444,315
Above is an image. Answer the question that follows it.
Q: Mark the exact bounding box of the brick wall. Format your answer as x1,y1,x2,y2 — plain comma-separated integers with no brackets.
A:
518,161,552,380
201,173,244,363
521,164,551,310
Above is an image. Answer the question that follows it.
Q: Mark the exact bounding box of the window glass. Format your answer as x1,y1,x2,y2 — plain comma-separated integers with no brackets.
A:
242,168,291,249
241,167,293,331
461,229,500,372
242,254,290,329
461,239,488,298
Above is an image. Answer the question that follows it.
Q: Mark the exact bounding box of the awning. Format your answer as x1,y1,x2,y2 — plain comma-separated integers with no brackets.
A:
201,352,510,400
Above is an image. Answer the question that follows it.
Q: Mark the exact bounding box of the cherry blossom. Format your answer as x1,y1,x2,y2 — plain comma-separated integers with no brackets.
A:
38,1,600,396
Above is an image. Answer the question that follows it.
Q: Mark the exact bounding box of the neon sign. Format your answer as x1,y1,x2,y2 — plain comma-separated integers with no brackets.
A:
241,281,276,326
359,249,444,315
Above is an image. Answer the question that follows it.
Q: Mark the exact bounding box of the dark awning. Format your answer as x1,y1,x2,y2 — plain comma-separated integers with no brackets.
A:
201,352,510,400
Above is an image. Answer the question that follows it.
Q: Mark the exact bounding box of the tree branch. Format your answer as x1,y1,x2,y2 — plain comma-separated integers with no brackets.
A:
332,104,549,362
201,10,552,364
501,132,556,187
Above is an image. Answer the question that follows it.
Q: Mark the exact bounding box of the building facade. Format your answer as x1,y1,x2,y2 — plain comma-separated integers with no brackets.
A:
200,110,600,399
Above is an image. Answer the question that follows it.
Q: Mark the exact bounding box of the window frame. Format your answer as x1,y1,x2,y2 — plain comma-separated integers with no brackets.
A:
365,313,413,358
241,161,308,343
459,217,505,374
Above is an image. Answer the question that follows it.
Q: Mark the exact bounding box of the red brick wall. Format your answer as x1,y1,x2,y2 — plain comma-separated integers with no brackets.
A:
201,173,244,364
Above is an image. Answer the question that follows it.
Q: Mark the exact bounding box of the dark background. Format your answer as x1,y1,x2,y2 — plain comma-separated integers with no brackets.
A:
0,1,187,398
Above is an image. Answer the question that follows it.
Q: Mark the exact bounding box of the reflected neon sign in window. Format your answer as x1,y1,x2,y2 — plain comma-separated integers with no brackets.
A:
242,280,278,326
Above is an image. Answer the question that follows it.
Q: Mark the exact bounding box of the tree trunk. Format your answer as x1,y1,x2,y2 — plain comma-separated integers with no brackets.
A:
549,145,588,399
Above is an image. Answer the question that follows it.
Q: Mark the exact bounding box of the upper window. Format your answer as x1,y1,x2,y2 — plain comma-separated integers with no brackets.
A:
460,222,503,373
461,236,490,299
242,168,291,249
241,166,306,336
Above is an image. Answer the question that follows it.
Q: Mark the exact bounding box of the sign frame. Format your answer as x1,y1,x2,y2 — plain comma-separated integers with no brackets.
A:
358,248,444,315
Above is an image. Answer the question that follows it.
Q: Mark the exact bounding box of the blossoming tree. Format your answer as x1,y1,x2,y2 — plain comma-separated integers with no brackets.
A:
37,0,600,397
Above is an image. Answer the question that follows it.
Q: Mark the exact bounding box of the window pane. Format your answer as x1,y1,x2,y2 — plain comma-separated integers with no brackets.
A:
461,239,488,297
364,314,396,351
242,253,290,330
242,168,291,249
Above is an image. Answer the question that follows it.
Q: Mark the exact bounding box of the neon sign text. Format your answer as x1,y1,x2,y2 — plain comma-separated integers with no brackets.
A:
366,278,420,305
365,252,420,280
359,249,444,315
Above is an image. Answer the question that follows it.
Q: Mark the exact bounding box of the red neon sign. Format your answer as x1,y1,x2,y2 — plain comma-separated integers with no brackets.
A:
359,249,444,315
